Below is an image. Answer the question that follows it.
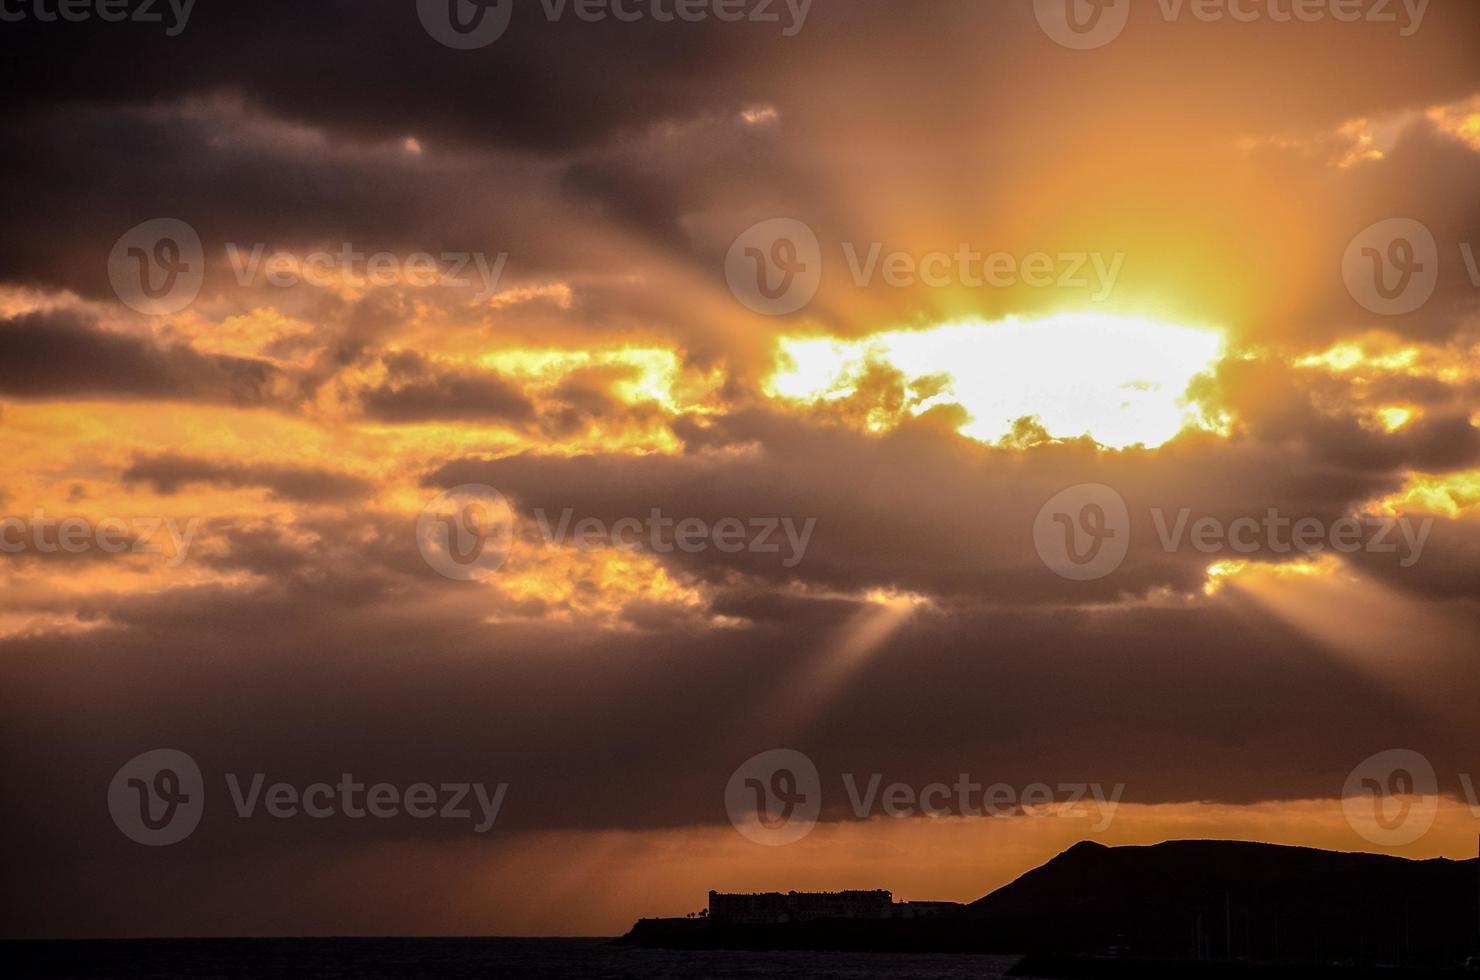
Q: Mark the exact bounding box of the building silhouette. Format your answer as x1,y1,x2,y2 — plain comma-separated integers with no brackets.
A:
707,889,959,924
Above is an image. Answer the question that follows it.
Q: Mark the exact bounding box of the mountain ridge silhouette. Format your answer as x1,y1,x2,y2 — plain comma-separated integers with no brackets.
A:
621,838,1480,966
961,839,1478,963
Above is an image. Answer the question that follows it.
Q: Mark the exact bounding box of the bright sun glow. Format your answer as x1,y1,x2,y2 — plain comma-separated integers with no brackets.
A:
768,314,1226,449
1204,556,1334,596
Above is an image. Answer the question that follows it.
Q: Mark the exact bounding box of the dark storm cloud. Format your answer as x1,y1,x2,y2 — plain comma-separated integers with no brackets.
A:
559,107,807,253
1309,412,1480,473
0,527,1452,816
422,405,1425,604
0,309,280,403
1347,514,1480,602
1361,371,1471,408
0,94,779,371
0,98,571,302
0,0,796,152
3,0,1480,943
1291,124,1480,344
121,453,373,502
1204,356,1480,473
536,362,674,437
5,1,1477,154
0,532,1474,865
2,465,1478,935
2,1,1477,328
358,351,535,424
346,350,679,433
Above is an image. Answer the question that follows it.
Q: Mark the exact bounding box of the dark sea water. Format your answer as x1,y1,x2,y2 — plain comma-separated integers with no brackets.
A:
3,938,1023,979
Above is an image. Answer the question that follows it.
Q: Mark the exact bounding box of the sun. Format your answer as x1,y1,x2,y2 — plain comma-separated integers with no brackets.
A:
768,313,1226,449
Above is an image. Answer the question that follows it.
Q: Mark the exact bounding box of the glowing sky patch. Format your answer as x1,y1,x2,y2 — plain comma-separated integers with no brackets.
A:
1375,406,1417,432
476,346,718,414
1427,95,1480,150
768,314,1226,449
1204,556,1333,596
1380,471,1480,518
1296,342,1420,375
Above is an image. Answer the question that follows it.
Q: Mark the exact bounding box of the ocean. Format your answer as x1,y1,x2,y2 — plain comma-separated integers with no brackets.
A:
3,938,1023,979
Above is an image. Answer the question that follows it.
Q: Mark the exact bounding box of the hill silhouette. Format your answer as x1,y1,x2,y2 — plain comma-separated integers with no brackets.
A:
621,839,1480,967
965,840,1478,964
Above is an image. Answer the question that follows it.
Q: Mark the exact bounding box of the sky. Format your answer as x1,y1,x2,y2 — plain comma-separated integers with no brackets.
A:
1,0,1480,939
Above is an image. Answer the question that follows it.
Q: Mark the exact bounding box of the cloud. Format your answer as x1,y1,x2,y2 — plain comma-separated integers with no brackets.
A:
121,453,373,502
3,0,1480,940
423,405,1428,603
357,351,535,424
0,309,281,404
